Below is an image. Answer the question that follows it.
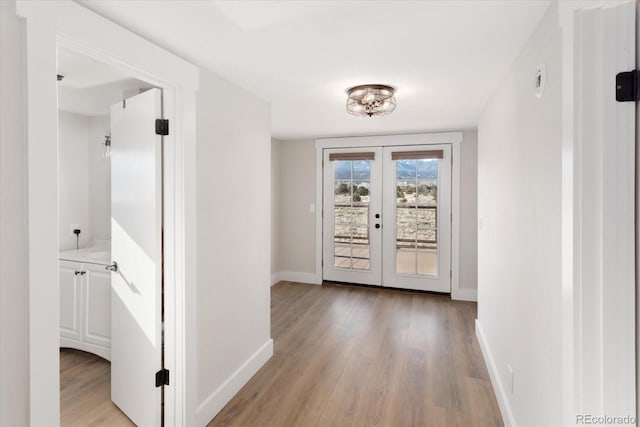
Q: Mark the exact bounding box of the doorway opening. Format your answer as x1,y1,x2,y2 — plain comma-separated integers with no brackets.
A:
57,47,166,426
18,2,198,424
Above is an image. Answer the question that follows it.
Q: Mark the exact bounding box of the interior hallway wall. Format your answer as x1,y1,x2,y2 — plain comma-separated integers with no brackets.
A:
196,68,272,424
272,139,317,280
0,0,29,424
271,138,282,274
459,129,478,291
477,2,562,426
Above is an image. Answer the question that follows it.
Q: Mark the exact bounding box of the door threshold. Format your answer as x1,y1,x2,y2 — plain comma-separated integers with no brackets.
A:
322,280,452,297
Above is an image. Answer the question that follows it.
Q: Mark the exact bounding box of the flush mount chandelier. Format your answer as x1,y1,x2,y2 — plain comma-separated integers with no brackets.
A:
346,84,396,117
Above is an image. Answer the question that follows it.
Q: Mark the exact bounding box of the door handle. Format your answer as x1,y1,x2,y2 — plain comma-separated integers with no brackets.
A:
105,261,118,272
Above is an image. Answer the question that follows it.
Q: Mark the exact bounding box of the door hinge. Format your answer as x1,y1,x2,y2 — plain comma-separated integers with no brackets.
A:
616,70,639,102
155,369,170,387
155,119,170,136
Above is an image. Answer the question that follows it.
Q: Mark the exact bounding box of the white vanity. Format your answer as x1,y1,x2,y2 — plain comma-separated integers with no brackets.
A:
59,247,111,360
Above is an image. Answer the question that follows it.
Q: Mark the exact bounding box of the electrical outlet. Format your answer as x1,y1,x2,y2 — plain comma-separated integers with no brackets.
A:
507,364,514,394
70,224,81,236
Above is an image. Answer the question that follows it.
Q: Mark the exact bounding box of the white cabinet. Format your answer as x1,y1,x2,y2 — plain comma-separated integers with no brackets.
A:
83,265,111,349
59,260,111,360
60,263,81,340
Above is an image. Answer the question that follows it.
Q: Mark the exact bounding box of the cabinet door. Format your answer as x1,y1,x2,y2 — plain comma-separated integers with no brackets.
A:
60,262,81,340
83,265,111,348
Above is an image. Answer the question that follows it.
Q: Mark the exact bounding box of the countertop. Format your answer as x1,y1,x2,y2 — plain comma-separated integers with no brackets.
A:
59,247,111,266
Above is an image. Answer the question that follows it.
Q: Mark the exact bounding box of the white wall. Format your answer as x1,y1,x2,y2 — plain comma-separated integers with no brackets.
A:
476,3,562,427
88,115,111,242
58,111,91,250
196,68,273,425
272,139,317,278
58,112,111,250
271,138,281,274
0,0,29,425
271,134,478,293
459,130,478,291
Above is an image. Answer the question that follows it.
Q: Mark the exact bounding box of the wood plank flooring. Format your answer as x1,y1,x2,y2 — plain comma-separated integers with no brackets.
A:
208,282,503,427
60,348,133,426
60,282,502,426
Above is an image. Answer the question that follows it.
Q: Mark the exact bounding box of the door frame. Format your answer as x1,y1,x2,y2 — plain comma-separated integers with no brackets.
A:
314,131,468,299
16,1,199,425
561,1,636,424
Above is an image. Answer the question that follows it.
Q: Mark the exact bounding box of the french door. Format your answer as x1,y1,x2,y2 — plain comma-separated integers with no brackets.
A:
322,147,383,286
382,145,451,292
323,144,452,292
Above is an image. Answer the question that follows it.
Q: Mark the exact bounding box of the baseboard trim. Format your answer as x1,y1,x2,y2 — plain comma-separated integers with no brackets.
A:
271,271,322,286
60,337,110,361
270,271,282,286
196,338,274,426
475,319,516,427
451,288,478,302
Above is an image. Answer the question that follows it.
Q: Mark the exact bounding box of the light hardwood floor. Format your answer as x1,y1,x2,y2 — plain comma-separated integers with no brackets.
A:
60,348,133,426
60,282,502,426
208,282,503,427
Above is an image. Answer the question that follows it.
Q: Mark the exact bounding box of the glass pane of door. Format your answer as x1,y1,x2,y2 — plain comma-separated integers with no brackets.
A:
333,160,371,270
395,159,439,276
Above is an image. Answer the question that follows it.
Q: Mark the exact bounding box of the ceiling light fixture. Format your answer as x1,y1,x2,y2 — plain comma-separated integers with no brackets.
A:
346,84,396,117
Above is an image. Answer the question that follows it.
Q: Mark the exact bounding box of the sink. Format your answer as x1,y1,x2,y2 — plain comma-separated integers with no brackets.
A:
85,251,109,261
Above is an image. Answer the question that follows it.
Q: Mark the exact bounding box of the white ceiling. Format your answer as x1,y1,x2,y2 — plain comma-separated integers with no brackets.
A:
77,0,551,140
58,48,129,88
57,48,154,115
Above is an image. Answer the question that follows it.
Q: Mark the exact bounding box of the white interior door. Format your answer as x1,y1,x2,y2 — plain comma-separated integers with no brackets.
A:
323,147,383,286
110,88,163,426
382,145,452,292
